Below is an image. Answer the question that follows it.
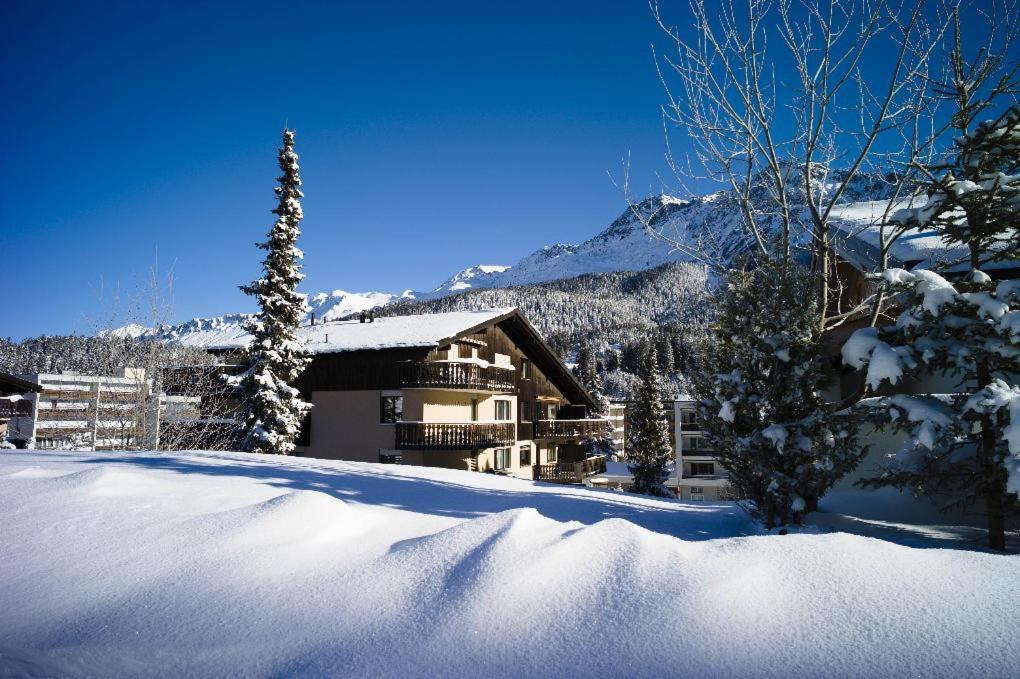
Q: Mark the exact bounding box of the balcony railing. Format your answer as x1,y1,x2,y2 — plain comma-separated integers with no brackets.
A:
0,400,33,419
533,418,608,439
398,361,516,392
534,456,607,483
395,422,516,449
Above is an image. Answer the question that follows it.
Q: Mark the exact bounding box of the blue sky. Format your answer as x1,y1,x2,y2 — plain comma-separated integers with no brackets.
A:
1,0,677,339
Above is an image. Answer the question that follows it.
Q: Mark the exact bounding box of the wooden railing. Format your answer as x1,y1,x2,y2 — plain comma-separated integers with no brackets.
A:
0,400,33,419
534,456,607,483
533,419,608,439
398,361,516,392
395,422,516,449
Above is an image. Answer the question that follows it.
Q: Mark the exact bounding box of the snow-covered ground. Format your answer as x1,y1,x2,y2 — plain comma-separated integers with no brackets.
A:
2,450,1017,677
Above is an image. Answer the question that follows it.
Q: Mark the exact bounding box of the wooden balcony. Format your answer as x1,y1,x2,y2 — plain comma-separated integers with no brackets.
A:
533,418,608,440
395,422,516,449
398,361,515,392
534,456,607,483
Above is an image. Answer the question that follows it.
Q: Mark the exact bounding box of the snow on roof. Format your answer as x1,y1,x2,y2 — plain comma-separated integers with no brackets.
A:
177,307,517,354
828,200,1016,272
828,201,970,269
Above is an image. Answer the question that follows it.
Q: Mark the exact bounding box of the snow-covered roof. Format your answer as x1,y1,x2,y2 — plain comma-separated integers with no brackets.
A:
828,200,1016,272
177,308,518,354
828,201,969,270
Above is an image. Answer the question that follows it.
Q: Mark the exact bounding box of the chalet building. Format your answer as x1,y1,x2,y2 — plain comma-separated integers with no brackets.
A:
5,370,150,450
183,308,608,483
1,372,41,448
824,210,1018,495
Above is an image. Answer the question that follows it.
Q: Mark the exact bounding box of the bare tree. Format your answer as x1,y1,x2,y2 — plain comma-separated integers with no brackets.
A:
89,258,246,452
638,0,1016,333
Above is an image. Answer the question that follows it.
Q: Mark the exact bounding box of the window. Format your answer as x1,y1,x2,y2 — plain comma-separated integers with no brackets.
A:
690,462,715,476
546,443,558,463
494,447,511,470
471,399,479,422
521,400,531,422
380,395,403,423
458,343,474,359
680,409,699,427
520,358,532,380
519,445,532,466
682,435,709,451
494,399,511,421
690,487,705,501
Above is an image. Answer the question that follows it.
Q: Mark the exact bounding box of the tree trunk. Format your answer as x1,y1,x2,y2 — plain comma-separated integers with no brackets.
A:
983,419,1006,551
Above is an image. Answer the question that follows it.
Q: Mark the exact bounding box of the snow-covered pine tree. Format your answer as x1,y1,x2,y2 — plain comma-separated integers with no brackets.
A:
576,342,615,459
694,260,863,526
627,345,673,496
235,128,312,455
842,108,1020,550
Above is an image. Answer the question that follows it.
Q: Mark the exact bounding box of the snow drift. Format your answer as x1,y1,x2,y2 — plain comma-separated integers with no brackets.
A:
1,450,1017,678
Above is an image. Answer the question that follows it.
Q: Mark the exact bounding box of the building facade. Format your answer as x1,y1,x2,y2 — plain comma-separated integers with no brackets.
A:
6,370,150,450
180,308,607,483
1,372,41,448
674,398,733,501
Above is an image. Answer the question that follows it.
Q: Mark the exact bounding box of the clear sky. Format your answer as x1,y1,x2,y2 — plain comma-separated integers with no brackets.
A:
2,0,679,339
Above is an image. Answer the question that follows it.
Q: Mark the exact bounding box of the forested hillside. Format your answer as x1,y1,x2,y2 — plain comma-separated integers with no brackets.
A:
380,261,713,397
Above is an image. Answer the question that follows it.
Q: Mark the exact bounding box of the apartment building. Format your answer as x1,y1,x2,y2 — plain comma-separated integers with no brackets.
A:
182,308,608,483
7,370,151,450
607,401,627,457
674,397,733,501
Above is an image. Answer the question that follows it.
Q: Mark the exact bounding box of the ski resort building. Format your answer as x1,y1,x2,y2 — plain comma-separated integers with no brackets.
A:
179,308,609,483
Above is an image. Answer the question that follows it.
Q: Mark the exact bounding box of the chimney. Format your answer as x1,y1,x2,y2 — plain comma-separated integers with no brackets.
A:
359,311,366,323
310,312,316,326
325,333,329,343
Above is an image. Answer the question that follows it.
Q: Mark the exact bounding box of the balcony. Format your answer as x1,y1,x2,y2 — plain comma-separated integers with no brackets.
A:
533,418,608,439
395,421,516,449
0,400,33,419
398,361,515,392
534,456,607,483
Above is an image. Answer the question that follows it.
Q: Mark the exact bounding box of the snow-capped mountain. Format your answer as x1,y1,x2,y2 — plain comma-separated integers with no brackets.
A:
426,167,900,293
138,290,398,344
306,289,400,322
144,169,899,342
415,265,511,300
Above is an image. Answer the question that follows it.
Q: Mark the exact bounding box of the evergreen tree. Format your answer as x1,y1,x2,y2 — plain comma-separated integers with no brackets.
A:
627,346,674,496
576,343,615,459
843,108,1020,550
235,128,312,455
695,260,863,526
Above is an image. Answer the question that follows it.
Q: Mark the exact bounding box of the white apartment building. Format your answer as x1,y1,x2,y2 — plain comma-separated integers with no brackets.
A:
8,370,152,450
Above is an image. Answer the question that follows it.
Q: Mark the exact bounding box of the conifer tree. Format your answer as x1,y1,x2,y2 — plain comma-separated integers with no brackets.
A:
576,343,615,459
235,128,312,455
843,108,1020,549
695,261,863,526
627,345,674,496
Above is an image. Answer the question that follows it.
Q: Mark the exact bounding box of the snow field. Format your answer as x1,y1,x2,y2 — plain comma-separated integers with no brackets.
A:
1,450,1018,678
